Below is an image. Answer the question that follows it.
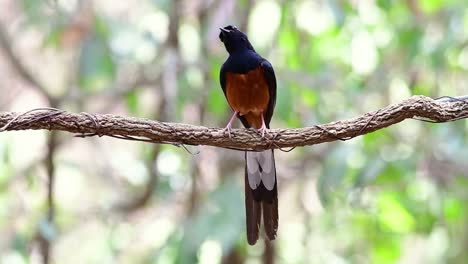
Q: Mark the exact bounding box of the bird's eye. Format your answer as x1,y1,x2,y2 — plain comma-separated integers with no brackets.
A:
241,37,246,42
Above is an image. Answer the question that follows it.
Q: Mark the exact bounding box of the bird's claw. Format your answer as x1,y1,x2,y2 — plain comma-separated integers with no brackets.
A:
256,114,270,138
222,111,238,139
257,126,269,138
223,125,233,139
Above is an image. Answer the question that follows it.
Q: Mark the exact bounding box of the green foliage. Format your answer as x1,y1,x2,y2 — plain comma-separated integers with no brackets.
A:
125,91,139,114
78,26,115,92
177,180,244,263
1,0,467,263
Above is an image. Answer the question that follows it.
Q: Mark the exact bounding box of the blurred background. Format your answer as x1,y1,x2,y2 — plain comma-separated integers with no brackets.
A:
0,0,467,263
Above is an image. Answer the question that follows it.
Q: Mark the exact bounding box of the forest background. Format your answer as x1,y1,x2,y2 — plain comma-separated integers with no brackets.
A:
0,0,467,263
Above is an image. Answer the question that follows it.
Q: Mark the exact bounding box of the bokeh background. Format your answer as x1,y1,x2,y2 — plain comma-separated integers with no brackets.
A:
0,0,467,263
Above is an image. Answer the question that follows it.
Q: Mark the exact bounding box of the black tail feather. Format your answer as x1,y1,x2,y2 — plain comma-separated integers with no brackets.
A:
245,169,261,245
244,152,278,245
262,196,278,241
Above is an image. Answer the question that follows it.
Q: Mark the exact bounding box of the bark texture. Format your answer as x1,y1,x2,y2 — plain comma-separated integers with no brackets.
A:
0,96,467,151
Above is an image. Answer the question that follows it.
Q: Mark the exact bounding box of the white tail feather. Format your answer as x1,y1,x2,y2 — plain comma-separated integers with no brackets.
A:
246,150,276,191
246,152,261,189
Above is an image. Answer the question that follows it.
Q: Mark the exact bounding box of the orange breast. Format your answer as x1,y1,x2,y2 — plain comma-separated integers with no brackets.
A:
225,67,270,129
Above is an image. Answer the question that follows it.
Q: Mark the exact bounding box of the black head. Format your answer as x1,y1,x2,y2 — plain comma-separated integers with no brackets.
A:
219,25,255,54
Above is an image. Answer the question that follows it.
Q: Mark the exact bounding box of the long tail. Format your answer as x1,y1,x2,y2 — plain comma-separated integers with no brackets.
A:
244,150,278,245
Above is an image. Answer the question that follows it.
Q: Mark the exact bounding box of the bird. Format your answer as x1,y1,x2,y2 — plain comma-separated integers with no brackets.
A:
218,25,278,245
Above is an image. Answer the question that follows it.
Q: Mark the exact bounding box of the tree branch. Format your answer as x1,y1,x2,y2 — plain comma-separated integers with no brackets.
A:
0,95,467,151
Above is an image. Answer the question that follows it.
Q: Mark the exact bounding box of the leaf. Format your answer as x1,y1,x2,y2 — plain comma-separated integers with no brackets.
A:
444,197,464,223
371,236,401,264
397,27,423,62
278,28,300,69
378,192,415,233
301,88,318,107
363,129,394,152
372,164,406,185
207,88,227,118
418,0,444,14
275,81,294,124
125,91,139,114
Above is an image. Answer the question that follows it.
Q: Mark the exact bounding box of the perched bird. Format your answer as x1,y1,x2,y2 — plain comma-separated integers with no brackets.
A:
219,25,278,245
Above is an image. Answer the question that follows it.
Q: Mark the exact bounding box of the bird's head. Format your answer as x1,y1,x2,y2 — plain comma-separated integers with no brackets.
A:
219,25,255,54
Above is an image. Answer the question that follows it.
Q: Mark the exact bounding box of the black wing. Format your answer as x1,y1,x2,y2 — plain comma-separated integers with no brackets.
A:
219,62,228,97
261,59,277,128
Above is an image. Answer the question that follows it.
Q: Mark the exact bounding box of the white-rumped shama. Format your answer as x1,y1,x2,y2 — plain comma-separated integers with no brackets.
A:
219,25,278,245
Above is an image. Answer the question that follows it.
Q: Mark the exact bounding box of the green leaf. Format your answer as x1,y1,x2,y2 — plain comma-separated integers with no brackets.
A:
207,88,227,118
418,0,444,14
125,91,139,114
372,164,406,185
301,88,318,107
378,192,415,233
275,81,294,124
278,28,300,69
444,197,464,223
396,27,423,62
372,236,401,264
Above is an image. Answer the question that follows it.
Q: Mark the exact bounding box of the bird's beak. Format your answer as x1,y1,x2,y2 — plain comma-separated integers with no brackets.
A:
219,28,230,34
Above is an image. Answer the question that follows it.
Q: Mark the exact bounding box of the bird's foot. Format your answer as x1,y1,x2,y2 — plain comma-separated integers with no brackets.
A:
222,124,233,139
257,124,269,138
257,114,269,138
222,111,238,139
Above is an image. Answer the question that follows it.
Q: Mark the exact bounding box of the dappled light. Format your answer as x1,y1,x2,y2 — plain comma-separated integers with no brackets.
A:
0,0,467,263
